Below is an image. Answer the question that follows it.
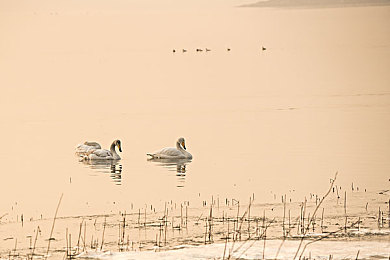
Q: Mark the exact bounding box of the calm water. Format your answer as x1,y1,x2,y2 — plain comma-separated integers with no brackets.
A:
0,1,389,221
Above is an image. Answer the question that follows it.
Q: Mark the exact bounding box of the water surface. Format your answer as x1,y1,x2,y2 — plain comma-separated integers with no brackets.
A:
0,0,389,221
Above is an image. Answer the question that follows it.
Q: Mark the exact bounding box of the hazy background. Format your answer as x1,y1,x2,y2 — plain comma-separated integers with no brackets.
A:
0,0,389,218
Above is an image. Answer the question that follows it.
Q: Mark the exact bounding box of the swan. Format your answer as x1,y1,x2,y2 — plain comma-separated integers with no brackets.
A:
83,140,122,160
75,141,101,156
147,137,192,159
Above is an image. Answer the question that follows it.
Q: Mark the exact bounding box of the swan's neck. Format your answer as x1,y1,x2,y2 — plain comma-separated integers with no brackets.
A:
176,142,184,151
176,142,192,159
110,142,120,159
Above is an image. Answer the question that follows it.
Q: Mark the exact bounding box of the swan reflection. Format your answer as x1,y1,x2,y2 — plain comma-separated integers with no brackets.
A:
81,160,122,185
147,158,192,187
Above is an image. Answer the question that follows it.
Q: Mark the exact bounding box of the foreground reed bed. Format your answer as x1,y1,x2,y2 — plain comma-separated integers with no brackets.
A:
1,174,389,259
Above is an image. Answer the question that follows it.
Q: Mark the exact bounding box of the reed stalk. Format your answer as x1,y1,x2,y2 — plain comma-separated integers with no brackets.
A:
45,193,63,260
293,172,338,260
100,217,106,251
30,226,40,260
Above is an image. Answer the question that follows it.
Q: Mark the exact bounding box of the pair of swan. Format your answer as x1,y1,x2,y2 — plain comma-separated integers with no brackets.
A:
75,137,192,160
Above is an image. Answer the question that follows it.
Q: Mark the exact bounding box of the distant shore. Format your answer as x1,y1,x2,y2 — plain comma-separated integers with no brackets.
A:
242,0,390,8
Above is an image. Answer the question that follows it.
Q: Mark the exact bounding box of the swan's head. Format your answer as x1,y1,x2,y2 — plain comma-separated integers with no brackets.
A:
177,137,186,150
115,140,122,152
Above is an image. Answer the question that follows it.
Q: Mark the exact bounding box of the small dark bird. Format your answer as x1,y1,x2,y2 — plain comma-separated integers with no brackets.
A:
196,48,203,52
182,49,187,53
206,48,211,52
173,49,176,53
227,48,231,51
262,46,266,51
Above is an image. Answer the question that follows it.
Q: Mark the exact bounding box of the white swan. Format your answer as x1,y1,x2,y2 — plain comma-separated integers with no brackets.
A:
147,137,192,159
75,141,101,156
83,140,122,160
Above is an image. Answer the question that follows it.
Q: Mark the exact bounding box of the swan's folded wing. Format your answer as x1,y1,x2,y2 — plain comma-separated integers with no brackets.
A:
90,149,112,157
76,145,93,155
76,145,97,154
156,147,183,157
84,142,101,149
76,144,89,150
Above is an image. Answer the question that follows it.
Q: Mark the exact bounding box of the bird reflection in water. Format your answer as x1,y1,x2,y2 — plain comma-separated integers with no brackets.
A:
81,160,122,185
147,158,192,188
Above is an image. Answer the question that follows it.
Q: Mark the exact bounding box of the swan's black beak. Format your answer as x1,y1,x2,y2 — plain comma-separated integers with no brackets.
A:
118,144,122,152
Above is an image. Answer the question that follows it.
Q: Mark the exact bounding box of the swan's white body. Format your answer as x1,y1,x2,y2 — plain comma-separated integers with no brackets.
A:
147,138,192,159
75,141,101,156
80,140,122,160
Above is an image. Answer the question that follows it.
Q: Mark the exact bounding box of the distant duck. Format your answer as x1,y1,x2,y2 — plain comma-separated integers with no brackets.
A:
196,48,203,52
75,141,101,156
182,49,187,53
205,48,211,52
173,49,176,53
227,48,231,51
147,137,192,159
262,46,266,51
82,140,122,160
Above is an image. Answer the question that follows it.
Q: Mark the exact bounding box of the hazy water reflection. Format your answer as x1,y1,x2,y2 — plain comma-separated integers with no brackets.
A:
147,158,192,187
81,160,123,185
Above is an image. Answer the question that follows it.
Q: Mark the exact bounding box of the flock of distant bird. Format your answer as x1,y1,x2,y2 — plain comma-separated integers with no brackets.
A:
172,46,266,53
